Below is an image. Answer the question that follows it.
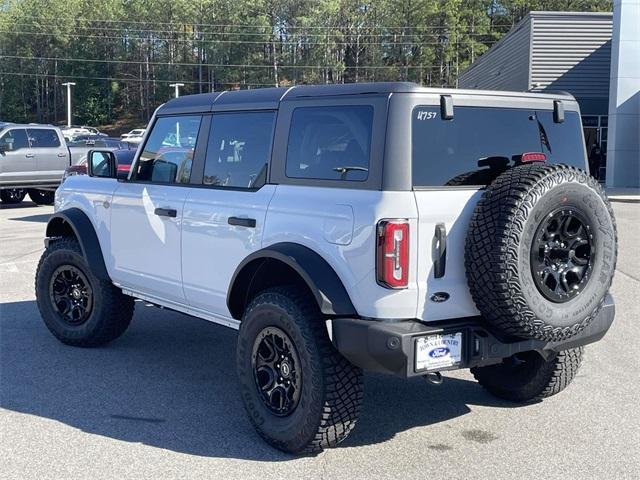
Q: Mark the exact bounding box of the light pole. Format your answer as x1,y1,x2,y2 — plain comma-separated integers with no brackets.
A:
169,83,184,98
61,82,76,127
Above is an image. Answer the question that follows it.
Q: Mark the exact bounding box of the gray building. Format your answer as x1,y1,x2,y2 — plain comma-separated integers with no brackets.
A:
459,7,639,188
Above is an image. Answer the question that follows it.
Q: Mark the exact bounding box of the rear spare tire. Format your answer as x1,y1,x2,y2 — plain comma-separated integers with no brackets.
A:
465,164,616,342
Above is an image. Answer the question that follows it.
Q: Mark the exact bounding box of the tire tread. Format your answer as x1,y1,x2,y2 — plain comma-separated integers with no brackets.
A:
240,286,363,453
35,237,134,347
465,164,617,341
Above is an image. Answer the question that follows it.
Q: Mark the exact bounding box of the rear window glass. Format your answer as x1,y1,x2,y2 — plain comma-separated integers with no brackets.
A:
203,111,275,189
28,129,61,148
411,107,586,187
286,105,373,182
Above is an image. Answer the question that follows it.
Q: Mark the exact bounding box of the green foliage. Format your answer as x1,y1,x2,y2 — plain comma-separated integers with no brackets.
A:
0,0,612,125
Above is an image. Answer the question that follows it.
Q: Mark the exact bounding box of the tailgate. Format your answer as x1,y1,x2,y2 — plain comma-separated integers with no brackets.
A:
413,189,482,321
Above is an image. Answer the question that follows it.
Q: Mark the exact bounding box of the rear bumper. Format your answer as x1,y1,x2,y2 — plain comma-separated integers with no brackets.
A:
331,294,615,378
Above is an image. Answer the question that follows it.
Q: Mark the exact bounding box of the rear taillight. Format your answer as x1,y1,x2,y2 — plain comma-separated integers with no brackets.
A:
376,220,409,289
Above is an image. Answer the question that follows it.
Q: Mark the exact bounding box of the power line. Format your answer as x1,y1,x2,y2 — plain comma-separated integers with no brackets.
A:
0,29,497,46
6,21,505,38
6,18,518,30
0,71,276,86
1,55,452,70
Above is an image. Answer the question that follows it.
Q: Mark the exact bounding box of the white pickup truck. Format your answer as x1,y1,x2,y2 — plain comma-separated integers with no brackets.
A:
0,123,71,204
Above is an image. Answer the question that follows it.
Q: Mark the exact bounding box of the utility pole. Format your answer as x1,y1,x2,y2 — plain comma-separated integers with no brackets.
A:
169,83,184,98
61,82,76,127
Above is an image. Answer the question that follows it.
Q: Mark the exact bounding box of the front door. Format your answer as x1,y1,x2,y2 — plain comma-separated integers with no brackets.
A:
182,110,277,317
109,114,204,306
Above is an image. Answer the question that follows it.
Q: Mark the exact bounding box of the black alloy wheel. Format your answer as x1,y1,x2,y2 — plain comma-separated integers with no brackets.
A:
251,326,302,417
531,208,594,303
49,265,93,325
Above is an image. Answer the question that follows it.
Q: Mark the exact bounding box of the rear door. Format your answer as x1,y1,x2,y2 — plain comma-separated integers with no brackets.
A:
109,114,204,306
181,110,277,318
0,128,33,184
411,104,587,322
27,128,69,181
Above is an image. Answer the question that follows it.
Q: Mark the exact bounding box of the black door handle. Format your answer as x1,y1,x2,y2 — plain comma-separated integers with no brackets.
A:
228,216,256,228
154,207,177,218
432,223,447,278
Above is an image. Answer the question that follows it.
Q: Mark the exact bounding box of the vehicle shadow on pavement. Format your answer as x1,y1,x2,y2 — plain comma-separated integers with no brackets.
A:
0,300,518,460
9,213,52,223
0,202,39,210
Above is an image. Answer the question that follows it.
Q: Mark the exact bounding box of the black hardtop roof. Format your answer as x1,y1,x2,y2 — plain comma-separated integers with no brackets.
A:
157,82,421,115
156,81,575,116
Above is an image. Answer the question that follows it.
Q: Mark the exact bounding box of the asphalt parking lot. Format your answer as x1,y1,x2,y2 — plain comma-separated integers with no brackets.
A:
1,200,638,479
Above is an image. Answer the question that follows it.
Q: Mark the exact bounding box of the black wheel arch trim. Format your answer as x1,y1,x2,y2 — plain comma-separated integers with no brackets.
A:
227,242,357,320
45,208,110,281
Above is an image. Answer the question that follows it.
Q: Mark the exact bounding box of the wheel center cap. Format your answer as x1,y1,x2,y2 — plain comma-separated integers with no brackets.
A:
280,361,291,378
71,288,82,299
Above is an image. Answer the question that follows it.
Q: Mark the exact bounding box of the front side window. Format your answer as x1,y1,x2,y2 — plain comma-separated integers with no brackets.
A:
203,111,275,189
28,129,61,148
285,105,373,182
132,115,202,184
0,129,29,151
411,106,587,187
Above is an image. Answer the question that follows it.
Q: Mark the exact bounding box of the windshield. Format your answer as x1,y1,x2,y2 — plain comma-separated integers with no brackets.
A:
411,106,586,187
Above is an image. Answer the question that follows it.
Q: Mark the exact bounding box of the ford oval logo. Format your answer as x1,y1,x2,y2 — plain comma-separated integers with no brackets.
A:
430,292,450,303
429,347,450,358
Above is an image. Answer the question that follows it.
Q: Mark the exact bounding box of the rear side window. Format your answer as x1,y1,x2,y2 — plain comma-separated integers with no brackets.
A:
203,111,275,189
28,129,61,148
132,115,202,184
411,107,586,187
0,129,29,151
286,105,373,182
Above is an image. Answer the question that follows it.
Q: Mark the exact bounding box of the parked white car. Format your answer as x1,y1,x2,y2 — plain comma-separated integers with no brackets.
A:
61,126,105,142
120,128,145,143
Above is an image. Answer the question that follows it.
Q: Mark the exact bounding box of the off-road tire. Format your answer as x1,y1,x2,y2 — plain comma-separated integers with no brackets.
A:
465,164,617,342
0,188,26,204
237,286,363,454
35,237,135,347
28,189,55,205
472,347,584,402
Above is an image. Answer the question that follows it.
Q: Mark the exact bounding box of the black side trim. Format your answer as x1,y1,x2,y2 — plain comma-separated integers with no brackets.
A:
227,242,356,320
45,208,110,281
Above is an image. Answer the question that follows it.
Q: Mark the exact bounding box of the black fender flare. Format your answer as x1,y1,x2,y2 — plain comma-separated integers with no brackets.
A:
45,208,110,281
227,242,357,320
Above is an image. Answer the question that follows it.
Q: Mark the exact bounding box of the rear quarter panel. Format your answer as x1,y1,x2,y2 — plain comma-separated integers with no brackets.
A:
263,185,419,319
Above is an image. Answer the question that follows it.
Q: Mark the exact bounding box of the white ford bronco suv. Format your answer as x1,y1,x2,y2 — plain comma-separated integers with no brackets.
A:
35,82,617,453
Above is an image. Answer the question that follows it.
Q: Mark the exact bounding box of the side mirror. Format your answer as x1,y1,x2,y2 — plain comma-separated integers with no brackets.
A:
87,149,116,178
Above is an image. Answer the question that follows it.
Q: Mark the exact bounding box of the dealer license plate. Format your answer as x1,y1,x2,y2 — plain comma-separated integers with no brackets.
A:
415,333,463,371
